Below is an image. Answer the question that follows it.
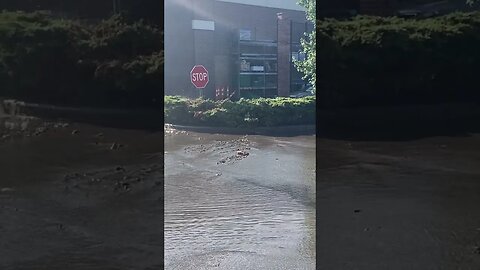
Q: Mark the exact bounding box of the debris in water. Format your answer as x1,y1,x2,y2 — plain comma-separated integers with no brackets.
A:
56,223,65,231
110,142,123,150
165,124,187,135
1,187,15,192
33,127,47,136
53,122,69,128
90,178,101,183
236,150,249,156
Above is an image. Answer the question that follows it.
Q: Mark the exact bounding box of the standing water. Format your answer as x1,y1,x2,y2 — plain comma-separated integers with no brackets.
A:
164,131,316,269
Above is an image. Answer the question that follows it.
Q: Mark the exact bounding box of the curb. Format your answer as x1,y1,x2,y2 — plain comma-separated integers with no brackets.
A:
167,124,316,136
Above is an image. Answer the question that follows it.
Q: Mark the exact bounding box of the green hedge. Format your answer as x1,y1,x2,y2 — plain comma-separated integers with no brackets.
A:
164,96,316,127
0,11,163,108
317,12,480,108
3,11,480,109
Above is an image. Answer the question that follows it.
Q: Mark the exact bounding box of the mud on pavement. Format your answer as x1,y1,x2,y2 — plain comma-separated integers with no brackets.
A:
183,135,252,164
164,130,316,270
0,115,165,270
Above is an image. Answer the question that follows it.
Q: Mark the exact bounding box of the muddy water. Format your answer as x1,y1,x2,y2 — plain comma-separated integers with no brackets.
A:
317,134,480,270
164,132,316,269
0,116,165,270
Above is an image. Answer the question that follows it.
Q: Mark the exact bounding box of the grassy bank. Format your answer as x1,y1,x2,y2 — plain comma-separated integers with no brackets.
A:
164,96,315,127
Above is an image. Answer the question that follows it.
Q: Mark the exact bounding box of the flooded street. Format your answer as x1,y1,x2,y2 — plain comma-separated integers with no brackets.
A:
0,115,315,270
317,133,480,270
2,113,480,270
164,131,316,269
0,116,165,270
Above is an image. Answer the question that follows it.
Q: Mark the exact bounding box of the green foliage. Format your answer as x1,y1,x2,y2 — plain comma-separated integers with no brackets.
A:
164,96,315,127
294,0,316,91
86,14,162,60
0,11,89,102
163,96,193,124
0,11,163,107
317,12,480,108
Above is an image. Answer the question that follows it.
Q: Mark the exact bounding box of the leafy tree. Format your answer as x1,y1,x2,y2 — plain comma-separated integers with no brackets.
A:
294,0,316,92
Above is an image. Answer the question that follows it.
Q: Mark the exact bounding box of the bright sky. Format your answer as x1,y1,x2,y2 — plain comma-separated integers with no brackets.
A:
215,0,305,11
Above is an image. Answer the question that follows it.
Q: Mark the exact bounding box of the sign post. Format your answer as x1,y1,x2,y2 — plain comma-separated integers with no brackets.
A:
190,65,209,98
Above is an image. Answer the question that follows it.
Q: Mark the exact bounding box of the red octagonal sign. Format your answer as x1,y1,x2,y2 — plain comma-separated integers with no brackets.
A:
190,65,209,89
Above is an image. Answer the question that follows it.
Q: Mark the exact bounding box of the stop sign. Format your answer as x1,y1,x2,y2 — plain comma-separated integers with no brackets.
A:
190,65,209,89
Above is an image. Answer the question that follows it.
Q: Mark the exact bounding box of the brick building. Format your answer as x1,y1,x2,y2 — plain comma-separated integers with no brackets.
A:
164,0,313,99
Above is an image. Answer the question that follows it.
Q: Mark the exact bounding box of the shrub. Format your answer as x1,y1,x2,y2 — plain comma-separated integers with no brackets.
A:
0,11,89,102
317,12,480,108
86,14,162,60
0,11,163,108
164,96,316,127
